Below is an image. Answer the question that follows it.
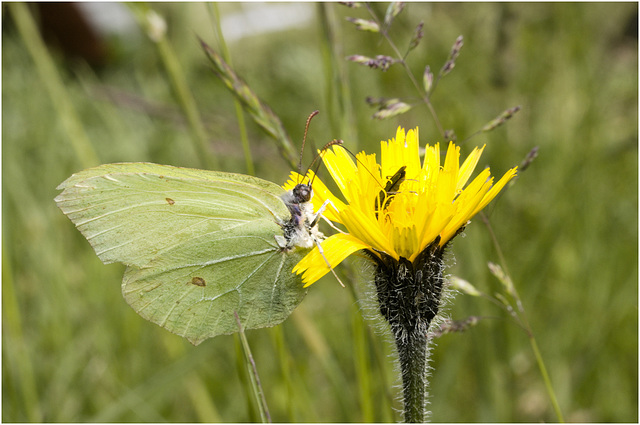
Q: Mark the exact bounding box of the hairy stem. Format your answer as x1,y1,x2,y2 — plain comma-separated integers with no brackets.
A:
370,244,446,422
396,332,428,422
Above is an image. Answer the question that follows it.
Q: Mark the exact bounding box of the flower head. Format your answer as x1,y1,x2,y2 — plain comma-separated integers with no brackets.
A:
283,127,517,287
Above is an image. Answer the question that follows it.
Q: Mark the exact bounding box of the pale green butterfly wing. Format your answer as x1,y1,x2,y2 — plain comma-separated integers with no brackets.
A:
56,162,290,267
55,163,307,345
122,249,305,345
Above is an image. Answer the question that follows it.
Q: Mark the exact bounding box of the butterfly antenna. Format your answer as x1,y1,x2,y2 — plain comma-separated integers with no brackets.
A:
335,144,387,190
306,139,343,186
298,110,320,180
334,144,410,214
306,139,399,194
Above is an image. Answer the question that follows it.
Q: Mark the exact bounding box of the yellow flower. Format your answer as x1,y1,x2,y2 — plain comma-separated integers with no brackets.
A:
284,126,517,287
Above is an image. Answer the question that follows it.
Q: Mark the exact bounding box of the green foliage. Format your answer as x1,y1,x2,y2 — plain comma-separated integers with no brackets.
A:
3,2,637,422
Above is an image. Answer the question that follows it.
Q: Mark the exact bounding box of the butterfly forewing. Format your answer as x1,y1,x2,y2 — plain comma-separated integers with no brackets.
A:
55,163,290,267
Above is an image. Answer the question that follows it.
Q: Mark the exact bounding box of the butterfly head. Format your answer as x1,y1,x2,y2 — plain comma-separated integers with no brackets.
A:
291,183,312,204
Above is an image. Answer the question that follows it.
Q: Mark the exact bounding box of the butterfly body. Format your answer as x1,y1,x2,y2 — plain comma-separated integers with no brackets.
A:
278,183,325,250
56,162,314,345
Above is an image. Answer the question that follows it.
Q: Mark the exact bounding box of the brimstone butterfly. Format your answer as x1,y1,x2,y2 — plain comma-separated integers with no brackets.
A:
55,162,322,345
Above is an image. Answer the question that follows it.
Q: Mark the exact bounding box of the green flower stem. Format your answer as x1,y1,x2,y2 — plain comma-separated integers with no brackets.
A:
396,333,428,423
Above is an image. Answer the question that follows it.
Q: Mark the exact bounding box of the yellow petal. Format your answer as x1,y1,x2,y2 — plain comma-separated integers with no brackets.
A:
457,145,485,192
282,171,305,192
339,205,398,258
438,142,460,204
472,166,518,216
321,145,358,202
293,233,372,286
440,175,492,244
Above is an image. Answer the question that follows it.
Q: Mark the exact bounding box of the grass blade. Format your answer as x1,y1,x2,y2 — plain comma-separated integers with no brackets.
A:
9,2,99,168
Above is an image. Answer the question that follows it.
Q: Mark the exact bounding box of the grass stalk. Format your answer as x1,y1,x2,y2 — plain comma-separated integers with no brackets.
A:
207,3,255,175
529,336,565,422
2,245,42,422
233,336,258,421
199,39,299,169
131,5,215,169
183,373,221,422
271,326,297,422
318,3,358,148
153,29,214,169
352,305,374,422
292,307,353,419
234,313,271,423
480,213,564,422
9,2,99,168
363,3,445,137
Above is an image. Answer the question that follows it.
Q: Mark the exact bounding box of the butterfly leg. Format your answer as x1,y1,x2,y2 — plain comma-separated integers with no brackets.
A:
310,199,330,227
310,198,342,227
313,237,346,288
311,198,347,234
322,215,346,234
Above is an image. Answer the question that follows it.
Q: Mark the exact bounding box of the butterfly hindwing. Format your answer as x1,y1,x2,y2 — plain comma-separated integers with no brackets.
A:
122,248,306,345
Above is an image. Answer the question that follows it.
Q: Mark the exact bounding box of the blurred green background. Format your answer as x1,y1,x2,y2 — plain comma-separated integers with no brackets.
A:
3,2,637,422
